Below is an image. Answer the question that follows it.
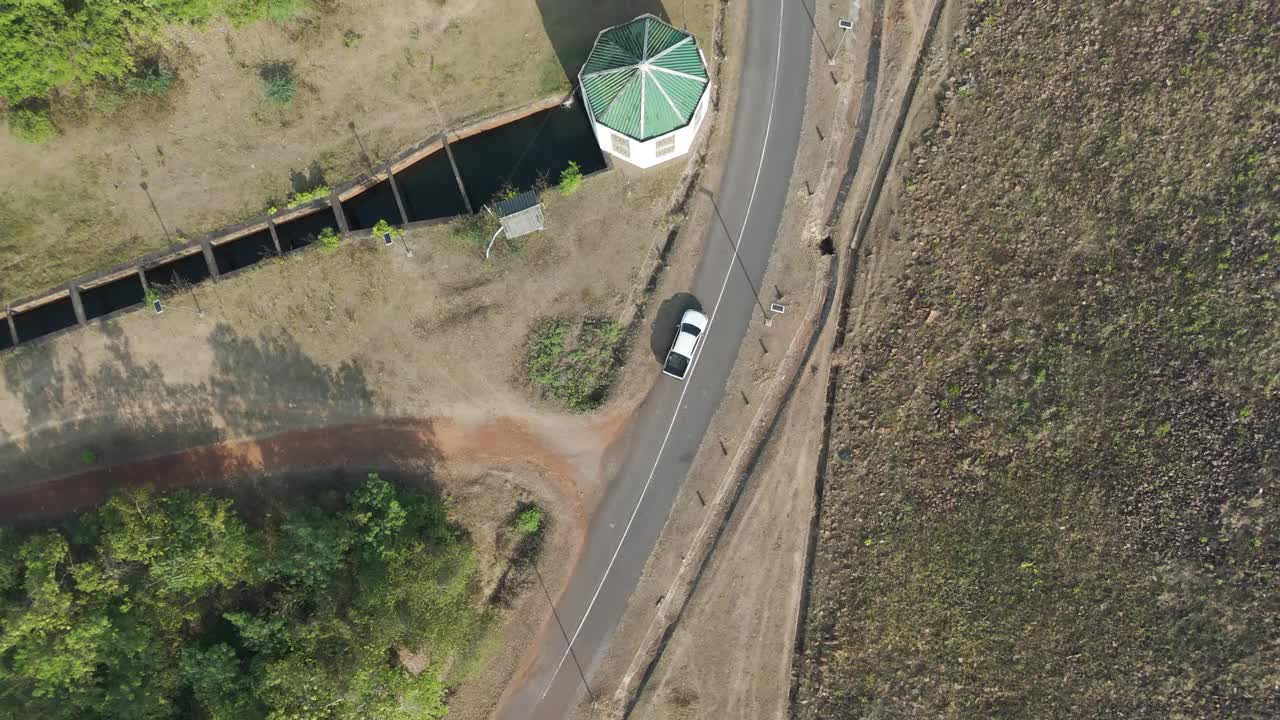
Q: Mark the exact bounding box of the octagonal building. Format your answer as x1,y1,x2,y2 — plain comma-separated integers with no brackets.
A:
579,15,710,169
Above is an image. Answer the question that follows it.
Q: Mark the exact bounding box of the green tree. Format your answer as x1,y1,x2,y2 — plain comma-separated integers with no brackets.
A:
0,529,18,593
225,611,288,654
0,533,112,705
348,473,408,559
269,507,353,589
181,644,259,720
0,479,486,719
97,488,257,596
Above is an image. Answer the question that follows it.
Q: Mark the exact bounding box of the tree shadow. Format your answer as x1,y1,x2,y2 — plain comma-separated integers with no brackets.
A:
535,0,671,81
0,319,384,517
289,161,327,195
650,292,702,362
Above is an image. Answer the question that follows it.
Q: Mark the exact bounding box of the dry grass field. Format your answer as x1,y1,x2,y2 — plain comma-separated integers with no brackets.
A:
798,1,1279,718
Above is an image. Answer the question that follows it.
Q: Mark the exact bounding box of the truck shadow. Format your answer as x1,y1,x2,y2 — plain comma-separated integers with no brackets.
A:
650,292,703,362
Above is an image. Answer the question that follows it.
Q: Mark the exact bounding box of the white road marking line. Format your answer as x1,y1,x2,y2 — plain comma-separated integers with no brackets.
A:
536,0,789,706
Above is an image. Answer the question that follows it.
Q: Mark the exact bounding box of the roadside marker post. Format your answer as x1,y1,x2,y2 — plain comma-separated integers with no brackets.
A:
153,299,204,318
830,20,854,66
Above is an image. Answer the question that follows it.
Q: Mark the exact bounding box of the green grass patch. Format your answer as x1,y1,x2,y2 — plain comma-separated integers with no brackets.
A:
370,218,403,243
538,55,567,94
449,212,500,251
285,184,331,208
125,64,175,96
512,506,544,535
0,1,313,104
260,64,297,105
558,161,583,196
7,108,58,144
315,226,341,253
525,317,624,412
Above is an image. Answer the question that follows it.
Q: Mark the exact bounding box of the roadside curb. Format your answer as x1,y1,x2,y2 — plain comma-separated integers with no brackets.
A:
602,252,836,718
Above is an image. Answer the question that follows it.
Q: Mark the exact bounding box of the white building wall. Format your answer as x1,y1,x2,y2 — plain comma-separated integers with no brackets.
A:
592,89,710,169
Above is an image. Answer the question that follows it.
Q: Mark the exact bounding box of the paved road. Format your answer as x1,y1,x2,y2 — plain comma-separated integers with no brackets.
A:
500,1,815,717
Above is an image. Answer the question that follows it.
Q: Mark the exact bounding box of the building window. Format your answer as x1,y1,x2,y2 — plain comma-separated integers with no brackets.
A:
656,136,677,157
611,133,630,158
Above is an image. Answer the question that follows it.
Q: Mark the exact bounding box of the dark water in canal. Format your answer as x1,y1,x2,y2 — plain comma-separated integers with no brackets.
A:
448,100,606,209
276,209,339,251
81,275,146,320
213,229,276,275
342,180,401,231
394,151,469,222
13,296,78,342
144,250,212,290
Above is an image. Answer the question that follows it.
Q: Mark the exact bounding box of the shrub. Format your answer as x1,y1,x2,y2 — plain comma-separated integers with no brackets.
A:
80,448,98,465
126,65,175,96
449,213,499,250
512,507,544,535
261,65,297,105
7,109,58,144
285,184,330,208
370,219,402,243
558,161,583,196
525,318,624,411
316,227,341,252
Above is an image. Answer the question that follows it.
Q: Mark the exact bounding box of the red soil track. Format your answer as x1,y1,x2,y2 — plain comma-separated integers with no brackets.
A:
0,417,588,522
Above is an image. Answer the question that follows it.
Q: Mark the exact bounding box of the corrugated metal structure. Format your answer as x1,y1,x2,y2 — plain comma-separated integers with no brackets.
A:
578,15,711,168
495,190,545,238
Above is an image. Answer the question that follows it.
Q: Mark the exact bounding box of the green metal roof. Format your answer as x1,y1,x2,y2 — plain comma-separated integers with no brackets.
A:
579,15,709,142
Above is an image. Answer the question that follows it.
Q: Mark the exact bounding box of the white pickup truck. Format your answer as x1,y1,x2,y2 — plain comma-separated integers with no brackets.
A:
662,309,709,380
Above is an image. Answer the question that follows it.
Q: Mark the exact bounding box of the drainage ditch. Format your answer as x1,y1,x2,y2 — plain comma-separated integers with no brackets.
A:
13,296,78,342
275,209,339,251
213,229,277,276
80,275,146,321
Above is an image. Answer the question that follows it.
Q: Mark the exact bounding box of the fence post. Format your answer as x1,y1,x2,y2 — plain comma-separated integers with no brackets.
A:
385,164,411,226
5,306,17,346
267,218,284,255
68,284,88,325
330,190,350,238
441,132,474,214
199,238,221,281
